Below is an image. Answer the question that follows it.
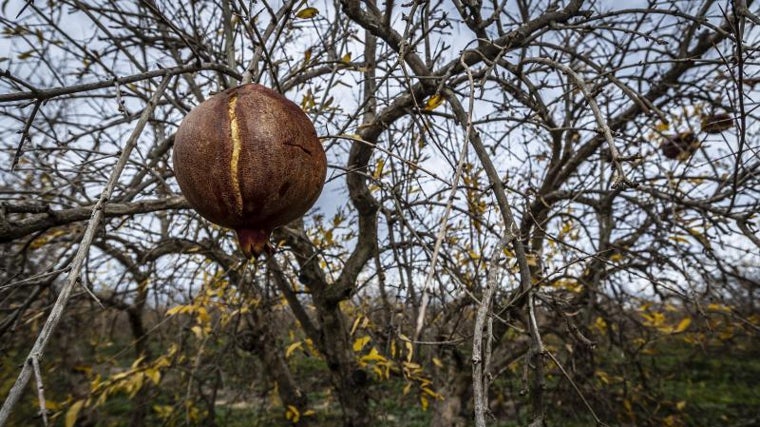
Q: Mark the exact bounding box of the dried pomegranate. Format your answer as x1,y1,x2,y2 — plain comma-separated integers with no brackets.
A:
173,84,327,257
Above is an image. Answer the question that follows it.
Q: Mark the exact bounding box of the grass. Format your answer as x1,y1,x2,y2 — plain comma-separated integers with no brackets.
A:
651,341,760,426
6,332,756,426
212,339,760,426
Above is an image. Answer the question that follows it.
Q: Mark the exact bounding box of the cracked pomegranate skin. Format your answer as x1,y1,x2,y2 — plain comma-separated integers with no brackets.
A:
172,84,327,257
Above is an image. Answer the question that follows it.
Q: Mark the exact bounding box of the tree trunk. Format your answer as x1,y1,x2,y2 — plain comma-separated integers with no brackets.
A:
240,308,311,426
316,304,371,427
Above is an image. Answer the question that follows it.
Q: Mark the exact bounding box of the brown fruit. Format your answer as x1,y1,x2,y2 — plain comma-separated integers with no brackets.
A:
172,84,327,258
700,112,734,134
661,131,699,161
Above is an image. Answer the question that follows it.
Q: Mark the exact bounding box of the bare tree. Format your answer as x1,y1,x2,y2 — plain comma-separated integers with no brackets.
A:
2,0,759,426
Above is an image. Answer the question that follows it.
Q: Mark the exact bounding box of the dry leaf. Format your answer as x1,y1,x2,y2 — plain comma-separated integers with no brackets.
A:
295,7,319,19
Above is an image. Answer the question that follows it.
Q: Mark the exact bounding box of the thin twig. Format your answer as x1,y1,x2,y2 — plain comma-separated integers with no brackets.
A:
0,63,237,103
11,100,41,171
31,356,47,426
545,350,608,427
525,57,632,188
412,106,470,341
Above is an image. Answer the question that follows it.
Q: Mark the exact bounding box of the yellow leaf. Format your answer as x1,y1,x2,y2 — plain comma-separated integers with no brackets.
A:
593,316,608,332
373,159,385,180
153,405,173,419
405,340,414,363
341,52,352,63
707,303,731,312
285,405,300,422
669,235,690,244
676,400,687,411
595,370,610,384
30,229,66,249
285,341,303,358
424,94,444,111
45,399,62,410
609,253,624,262
145,368,161,385
353,336,371,352
432,357,443,368
196,307,210,324
66,400,85,427
350,316,363,336
403,382,412,395
166,305,190,316
128,373,145,398
673,317,691,334
421,387,439,398
420,395,429,411
303,48,312,63
526,253,539,267
655,121,670,132
301,89,316,110
131,355,146,369
191,325,205,339
360,347,386,363
295,7,319,19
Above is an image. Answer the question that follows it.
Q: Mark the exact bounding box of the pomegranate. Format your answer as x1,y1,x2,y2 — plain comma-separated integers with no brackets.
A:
172,84,326,257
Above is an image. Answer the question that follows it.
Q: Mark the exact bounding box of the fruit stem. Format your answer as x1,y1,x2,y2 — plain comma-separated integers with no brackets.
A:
236,228,273,258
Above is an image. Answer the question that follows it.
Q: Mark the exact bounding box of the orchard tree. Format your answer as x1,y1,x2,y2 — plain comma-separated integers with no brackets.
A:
1,0,759,426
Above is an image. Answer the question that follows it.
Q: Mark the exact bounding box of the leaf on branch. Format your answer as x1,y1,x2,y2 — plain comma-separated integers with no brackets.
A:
285,341,303,358
65,400,85,427
673,317,691,334
701,113,733,134
166,305,192,316
373,159,385,180
303,48,312,64
285,405,300,422
424,94,444,111
654,121,670,132
145,368,161,385
353,335,371,352
17,50,34,60
295,7,319,19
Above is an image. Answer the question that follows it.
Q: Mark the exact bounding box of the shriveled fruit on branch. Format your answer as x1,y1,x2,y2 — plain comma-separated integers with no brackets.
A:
661,131,699,161
173,84,327,258
700,112,734,134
